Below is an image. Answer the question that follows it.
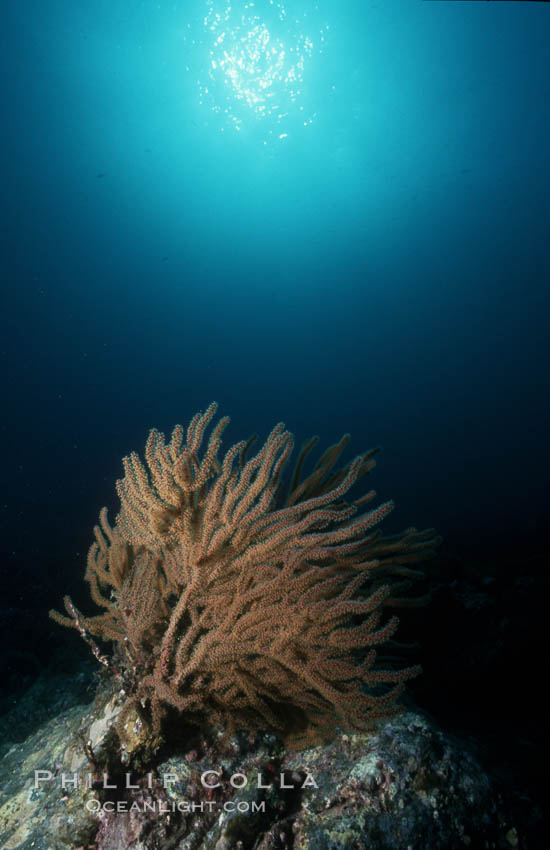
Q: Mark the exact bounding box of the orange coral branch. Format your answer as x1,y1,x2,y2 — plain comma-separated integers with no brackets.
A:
50,403,439,748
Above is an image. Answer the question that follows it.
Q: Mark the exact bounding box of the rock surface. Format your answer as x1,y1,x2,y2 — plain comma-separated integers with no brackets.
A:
0,695,519,850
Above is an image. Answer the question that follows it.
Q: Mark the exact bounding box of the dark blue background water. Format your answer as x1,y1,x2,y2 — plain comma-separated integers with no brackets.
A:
1,0,549,684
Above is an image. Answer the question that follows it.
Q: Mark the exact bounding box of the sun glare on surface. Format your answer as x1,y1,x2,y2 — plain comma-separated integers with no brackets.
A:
189,0,328,141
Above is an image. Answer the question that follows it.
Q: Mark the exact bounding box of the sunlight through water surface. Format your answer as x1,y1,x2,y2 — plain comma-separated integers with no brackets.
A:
188,0,328,141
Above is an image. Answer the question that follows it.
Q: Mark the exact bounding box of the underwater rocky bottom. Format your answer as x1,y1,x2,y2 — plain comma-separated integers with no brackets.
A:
0,676,520,850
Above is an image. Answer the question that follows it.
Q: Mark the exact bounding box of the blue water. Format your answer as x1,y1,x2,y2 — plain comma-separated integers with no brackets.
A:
2,0,549,600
